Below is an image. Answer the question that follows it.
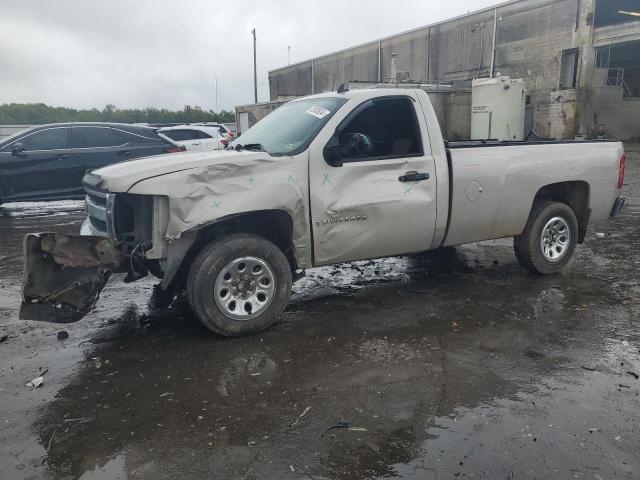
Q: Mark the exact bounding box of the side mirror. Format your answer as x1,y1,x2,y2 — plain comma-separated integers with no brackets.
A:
12,142,26,157
323,134,343,167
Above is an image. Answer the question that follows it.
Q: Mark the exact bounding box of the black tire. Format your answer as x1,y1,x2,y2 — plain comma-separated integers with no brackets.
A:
186,233,292,337
514,201,578,275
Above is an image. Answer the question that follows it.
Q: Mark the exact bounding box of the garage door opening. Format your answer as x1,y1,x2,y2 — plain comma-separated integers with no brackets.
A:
595,41,640,98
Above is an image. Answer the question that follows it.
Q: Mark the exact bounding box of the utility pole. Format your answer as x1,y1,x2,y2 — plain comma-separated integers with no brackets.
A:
252,28,258,103
214,75,218,112
288,45,291,66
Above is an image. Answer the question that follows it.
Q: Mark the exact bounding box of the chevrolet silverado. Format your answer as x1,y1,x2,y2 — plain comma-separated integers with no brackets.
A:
20,88,626,336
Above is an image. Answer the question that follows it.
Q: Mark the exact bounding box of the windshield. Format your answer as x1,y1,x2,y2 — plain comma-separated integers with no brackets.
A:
232,97,347,156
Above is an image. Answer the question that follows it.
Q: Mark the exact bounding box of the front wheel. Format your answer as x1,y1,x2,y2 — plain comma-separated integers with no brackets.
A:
186,233,292,337
514,201,578,275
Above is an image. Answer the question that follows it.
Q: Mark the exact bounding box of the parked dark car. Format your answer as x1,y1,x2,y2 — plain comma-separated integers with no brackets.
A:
0,123,184,203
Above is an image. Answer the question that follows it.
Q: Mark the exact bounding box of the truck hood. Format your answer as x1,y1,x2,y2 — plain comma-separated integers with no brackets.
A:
90,150,268,192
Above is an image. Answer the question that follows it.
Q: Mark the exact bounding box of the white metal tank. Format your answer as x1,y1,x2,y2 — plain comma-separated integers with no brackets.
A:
471,76,526,141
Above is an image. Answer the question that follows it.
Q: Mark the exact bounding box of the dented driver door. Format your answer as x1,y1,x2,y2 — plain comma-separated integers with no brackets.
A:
309,94,437,266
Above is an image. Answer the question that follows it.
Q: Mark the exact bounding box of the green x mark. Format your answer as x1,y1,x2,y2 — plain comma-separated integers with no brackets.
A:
212,201,222,209
322,174,331,186
404,187,413,194
288,174,295,183
247,177,256,185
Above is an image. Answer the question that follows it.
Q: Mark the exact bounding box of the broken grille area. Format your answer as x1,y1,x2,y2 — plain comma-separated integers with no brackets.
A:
84,187,112,236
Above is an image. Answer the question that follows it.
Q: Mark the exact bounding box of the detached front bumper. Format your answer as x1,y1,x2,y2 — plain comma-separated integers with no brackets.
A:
20,233,120,323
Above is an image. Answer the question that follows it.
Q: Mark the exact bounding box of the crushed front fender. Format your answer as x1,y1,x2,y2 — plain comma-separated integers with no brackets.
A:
20,233,120,323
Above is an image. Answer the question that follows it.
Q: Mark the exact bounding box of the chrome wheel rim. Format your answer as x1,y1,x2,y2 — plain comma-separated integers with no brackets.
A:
214,256,276,320
540,217,571,262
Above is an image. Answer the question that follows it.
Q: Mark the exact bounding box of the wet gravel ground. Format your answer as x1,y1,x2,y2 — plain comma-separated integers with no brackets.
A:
0,150,639,480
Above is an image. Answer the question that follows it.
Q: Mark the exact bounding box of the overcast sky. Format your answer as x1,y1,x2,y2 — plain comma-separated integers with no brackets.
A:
1,0,498,112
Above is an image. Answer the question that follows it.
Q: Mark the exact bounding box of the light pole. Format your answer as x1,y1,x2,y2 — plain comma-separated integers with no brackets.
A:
214,75,218,112
288,45,291,66
252,28,258,104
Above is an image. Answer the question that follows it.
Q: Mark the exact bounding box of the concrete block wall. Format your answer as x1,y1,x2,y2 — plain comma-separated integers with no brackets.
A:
495,0,583,137
428,11,495,82
429,91,472,141
314,43,380,93
268,0,612,139
269,62,313,98
379,29,429,83
582,87,640,140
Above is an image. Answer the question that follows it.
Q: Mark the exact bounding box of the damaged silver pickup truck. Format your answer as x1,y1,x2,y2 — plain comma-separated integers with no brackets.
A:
20,88,626,336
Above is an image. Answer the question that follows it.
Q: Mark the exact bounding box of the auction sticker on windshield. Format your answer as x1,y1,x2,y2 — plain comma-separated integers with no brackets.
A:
305,106,331,119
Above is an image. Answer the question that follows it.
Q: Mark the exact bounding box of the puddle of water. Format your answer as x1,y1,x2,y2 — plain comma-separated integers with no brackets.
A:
78,454,127,480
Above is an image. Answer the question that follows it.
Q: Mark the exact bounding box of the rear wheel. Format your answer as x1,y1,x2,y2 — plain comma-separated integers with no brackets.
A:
186,233,292,337
514,201,578,275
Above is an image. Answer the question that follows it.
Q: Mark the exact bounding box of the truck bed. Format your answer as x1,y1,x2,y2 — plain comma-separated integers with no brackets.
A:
441,140,624,247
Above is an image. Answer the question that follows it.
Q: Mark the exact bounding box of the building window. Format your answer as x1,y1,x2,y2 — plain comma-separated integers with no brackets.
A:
595,41,640,99
595,0,640,28
560,48,579,89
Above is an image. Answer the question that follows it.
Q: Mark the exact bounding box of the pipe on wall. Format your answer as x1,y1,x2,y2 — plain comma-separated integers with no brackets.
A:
378,41,382,83
490,7,498,78
426,27,431,82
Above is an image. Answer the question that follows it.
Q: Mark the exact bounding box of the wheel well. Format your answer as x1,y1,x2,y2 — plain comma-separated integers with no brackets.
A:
198,210,295,265
165,210,297,292
533,181,590,243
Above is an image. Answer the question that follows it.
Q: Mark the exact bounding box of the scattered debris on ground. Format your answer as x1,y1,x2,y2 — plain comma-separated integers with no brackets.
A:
290,406,311,426
25,369,48,388
323,421,351,436
47,431,56,451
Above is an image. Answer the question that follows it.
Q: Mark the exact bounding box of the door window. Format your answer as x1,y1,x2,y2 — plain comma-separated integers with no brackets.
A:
21,128,69,151
332,97,423,163
72,127,124,148
560,49,579,90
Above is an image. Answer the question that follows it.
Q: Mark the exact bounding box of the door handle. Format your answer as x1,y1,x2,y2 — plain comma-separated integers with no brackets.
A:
55,154,69,160
399,171,430,182
118,150,131,157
